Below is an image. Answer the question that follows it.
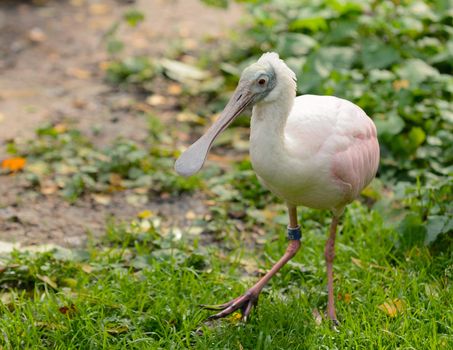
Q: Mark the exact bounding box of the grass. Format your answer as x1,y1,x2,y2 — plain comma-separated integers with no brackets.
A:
0,203,451,349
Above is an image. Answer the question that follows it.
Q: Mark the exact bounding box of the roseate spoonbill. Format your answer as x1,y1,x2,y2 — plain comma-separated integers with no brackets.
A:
175,52,379,324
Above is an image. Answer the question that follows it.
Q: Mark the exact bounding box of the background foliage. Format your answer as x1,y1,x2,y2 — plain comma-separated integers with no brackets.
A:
1,0,452,348
199,0,453,248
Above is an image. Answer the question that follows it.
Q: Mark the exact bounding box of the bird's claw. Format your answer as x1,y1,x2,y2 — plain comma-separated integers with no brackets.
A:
200,291,259,322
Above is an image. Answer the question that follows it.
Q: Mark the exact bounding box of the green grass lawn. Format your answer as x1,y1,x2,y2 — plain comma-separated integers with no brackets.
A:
0,203,451,349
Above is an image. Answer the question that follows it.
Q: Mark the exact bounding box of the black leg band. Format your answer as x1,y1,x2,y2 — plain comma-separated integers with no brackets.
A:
287,225,302,240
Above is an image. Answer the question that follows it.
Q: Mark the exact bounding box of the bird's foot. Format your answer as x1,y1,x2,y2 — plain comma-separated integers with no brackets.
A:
200,289,260,322
327,316,340,331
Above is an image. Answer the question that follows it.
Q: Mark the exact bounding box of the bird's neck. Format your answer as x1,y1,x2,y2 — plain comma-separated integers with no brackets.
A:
250,91,295,151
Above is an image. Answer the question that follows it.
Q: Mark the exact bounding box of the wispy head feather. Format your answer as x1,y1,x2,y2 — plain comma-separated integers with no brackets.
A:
258,52,297,83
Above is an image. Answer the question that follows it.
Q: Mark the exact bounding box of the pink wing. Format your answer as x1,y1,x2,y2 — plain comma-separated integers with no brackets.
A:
331,102,380,204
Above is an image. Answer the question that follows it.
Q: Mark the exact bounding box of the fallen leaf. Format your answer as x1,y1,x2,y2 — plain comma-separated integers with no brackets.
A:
92,194,112,205
70,0,85,6
37,274,58,289
98,60,111,71
351,257,364,268
41,182,59,195
146,94,167,106
378,298,405,317
89,3,111,15
167,83,183,95
176,112,205,125
161,59,209,82
126,194,148,206
81,264,93,273
66,67,92,80
229,313,242,324
312,308,323,325
53,123,68,133
344,293,352,304
392,79,409,91
28,27,47,42
1,157,26,172
59,304,77,315
137,210,153,219
240,258,258,274
0,292,14,306
109,173,123,187
185,210,196,220
140,220,151,232
106,324,129,335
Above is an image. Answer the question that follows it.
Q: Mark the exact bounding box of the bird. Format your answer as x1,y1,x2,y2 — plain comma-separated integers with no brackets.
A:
175,52,379,325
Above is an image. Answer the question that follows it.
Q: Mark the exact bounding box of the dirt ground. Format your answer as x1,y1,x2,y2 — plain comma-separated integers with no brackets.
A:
0,0,242,248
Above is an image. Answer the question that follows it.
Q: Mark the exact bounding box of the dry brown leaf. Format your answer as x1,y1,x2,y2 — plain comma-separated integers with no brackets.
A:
312,308,323,326
167,83,183,96
70,0,85,6
98,60,111,71
66,67,92,80
393,79,410,91
92,194,111,205
185,210,196,220
146,94,167,106
109,173,123,187
41,183,58,195
37,274,58,289
59,304,77,315
28,27,47,42
89,3,111,15
81,264,93,274
1,157,26,172
378,298,405,317
344,293,352,304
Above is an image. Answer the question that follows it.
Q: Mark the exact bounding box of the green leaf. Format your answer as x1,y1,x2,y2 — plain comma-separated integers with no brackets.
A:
408,127,426,148
374,113,405,136
397,59,440,84
361,41,400,70
397,212,427,249
276,33,318,57
289,17,328,32
123,9,145,27
425,215,453,245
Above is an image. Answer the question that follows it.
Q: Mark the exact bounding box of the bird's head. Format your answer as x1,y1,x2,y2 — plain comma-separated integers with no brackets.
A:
175,52,296,177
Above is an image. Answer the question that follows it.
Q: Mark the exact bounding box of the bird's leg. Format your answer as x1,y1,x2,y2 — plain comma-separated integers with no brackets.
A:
324,216,340,326
201,206,301,322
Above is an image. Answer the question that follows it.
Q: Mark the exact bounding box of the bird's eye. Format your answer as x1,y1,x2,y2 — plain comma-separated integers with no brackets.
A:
258,78,267,86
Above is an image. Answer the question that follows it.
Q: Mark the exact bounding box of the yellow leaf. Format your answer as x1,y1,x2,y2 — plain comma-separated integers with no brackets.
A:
378,298,405,317
392,79,409,91
167,83,183,96
137,210,153,219
229,313,242,324
1,157,26,172
344,293,352,304
185,210,196,220
351,257,364,268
